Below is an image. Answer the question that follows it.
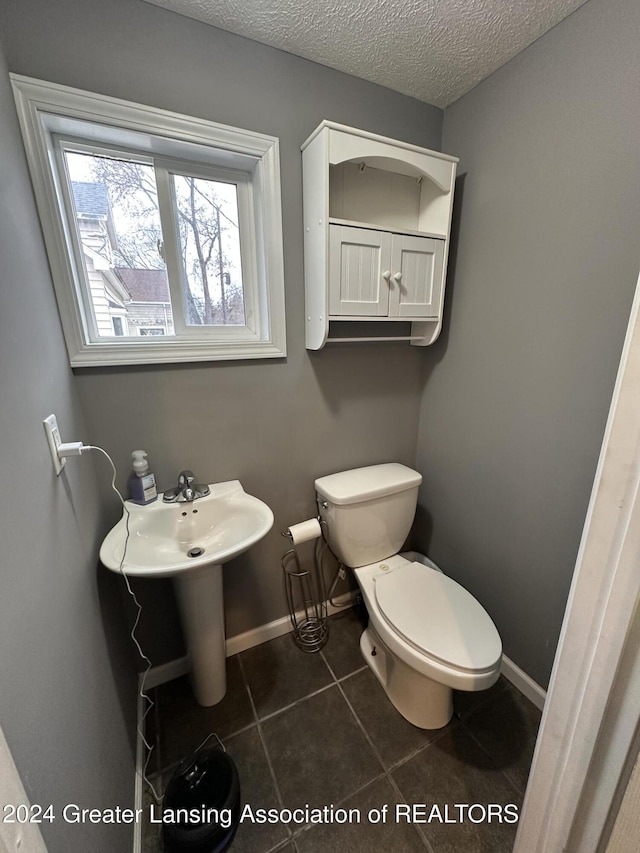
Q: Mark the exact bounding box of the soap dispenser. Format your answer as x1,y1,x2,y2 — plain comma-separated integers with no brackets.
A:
128,450,158,505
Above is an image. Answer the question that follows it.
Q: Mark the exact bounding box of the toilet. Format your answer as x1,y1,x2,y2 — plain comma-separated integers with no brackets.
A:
315,463,502,729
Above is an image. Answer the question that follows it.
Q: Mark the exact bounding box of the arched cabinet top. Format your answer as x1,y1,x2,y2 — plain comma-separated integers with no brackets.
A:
302,120,457,193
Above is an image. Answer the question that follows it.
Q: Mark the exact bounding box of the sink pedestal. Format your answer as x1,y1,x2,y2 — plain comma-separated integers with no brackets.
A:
174,565,226,706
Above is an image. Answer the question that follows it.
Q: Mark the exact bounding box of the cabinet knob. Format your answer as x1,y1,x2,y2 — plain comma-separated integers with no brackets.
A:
393,272,403,282
382,270,391,283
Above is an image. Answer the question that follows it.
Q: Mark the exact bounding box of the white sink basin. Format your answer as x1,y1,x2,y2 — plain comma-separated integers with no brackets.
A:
99,479,274,707
99,480,274,578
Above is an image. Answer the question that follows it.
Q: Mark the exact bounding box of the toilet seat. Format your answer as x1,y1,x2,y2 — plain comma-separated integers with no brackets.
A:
375,562,501,675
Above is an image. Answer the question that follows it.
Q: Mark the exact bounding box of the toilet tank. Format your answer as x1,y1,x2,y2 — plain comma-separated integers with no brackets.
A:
315,463,422,568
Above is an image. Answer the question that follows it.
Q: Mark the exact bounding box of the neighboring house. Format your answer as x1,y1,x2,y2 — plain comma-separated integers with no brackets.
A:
115,267,174,336
71,180,173,336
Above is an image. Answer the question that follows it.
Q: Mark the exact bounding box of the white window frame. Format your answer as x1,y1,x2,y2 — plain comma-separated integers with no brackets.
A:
11,75,287,366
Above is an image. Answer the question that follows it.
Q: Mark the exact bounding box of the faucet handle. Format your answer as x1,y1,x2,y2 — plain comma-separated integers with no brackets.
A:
178,469,195,486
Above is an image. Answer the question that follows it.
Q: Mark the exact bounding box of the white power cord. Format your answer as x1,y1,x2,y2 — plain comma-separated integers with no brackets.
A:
78,444,162,803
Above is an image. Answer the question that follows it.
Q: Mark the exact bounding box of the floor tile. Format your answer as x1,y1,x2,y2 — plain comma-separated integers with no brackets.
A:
296,775,427,853
320,606,368,679
261,685,383,811
240,633,333,718
392,726,522,853
462,682,542,794
225,726,291,853
157,656,255,769
341,667,448,768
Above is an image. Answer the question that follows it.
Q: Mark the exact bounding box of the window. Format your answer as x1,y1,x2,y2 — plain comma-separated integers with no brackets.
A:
11,76,286,365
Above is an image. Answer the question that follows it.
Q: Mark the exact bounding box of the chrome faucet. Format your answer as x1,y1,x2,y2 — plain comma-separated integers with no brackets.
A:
163,469,211,503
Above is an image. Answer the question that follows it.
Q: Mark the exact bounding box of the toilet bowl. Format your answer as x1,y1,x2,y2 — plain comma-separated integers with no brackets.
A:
315,463,502,729
354,553,501,728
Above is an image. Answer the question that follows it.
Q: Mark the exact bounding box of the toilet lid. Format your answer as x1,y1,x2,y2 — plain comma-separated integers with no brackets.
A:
375,563,502,673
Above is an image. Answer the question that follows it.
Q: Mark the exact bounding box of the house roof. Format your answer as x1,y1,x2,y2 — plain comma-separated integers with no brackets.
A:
115,268,171,303
71,181,110,217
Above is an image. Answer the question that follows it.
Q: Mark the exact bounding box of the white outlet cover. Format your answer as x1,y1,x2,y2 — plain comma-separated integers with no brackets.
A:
43,413,66,476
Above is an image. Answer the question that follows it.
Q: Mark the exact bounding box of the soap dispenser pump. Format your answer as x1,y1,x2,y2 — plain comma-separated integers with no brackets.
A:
128,450,158,505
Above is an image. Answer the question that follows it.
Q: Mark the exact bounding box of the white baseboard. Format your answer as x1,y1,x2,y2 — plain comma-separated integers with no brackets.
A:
142,655,190,690
133,687,144,853
501,654,546,710
225,591,356,656
225,612,294,657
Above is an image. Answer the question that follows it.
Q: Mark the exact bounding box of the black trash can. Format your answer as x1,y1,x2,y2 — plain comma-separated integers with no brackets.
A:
162,747,241,853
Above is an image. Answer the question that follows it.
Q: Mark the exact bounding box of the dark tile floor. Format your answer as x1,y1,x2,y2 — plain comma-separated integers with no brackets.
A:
142,608,542,853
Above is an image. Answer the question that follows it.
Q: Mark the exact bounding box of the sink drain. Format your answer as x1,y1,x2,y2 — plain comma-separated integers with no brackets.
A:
187,547,205,558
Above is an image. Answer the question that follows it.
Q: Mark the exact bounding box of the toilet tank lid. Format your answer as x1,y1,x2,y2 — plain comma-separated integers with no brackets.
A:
315,463,422,505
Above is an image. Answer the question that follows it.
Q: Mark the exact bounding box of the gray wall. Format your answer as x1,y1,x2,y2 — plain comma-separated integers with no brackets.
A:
0,40,136,853
0,0,443,663
415,0,640,687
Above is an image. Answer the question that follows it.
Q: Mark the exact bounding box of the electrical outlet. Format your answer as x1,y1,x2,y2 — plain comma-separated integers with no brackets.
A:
43,414,66,476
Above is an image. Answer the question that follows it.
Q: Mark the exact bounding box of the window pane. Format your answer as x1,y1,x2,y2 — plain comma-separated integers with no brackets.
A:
64,151,174,338
172,175,245,326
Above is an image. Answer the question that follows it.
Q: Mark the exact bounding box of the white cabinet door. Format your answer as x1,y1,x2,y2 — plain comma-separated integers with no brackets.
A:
329,225,392,316
388,234,445,318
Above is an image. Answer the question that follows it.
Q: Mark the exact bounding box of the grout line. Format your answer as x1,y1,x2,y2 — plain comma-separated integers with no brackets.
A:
384,717,461,775
319,648,368,684
238,654,260,726
332,676,386,772
331,676,436,853
286,771,389,840
236,652,258,723
330,661,440,853
221,719,259,743
383,771,436,853
237,654,294,844
319,648,339,681
336,663,369,680
322,641,439,851
255,680,337,724
266,839,300,853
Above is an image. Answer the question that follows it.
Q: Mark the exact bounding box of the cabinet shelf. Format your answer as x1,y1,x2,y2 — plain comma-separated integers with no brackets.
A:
302,120,458,350
327,336,427,343
328,217,447,241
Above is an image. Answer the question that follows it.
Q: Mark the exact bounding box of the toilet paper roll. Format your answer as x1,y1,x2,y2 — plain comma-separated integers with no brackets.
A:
287,518,322,546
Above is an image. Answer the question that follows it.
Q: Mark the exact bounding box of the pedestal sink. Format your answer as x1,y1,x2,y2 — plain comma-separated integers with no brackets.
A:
99,480,273,706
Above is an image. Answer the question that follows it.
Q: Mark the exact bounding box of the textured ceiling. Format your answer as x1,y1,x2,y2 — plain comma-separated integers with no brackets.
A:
141,0,589,107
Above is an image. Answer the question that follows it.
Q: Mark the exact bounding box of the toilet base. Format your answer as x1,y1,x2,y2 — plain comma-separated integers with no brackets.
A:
360,626,453,729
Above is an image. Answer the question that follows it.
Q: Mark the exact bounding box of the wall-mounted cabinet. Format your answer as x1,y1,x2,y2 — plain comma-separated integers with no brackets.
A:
302,121,458,349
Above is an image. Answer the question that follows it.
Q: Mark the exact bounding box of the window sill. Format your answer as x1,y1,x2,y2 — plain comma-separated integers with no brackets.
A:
69,337,287,367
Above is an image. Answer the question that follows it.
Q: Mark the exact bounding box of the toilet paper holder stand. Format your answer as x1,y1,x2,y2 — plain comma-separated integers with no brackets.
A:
281,518,328,653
